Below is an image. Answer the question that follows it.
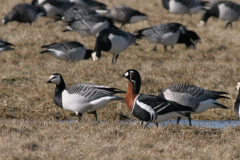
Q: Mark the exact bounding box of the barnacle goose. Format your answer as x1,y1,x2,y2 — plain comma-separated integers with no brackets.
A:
32,0,75,18
2,3,44,25
102,5,148,29
54,8,99,22
235,81,240,119
162,0,209,14
92,27,138,64
198,1,240,28
0,39,14,54
40,41,93,61
63,15,115,37
47,73,125,121
158,84,230,126
134,23,200,51
69,0,107,10
122,69,194,128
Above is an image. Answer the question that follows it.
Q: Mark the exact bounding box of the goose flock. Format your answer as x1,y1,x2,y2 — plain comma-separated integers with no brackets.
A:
1,0,240,127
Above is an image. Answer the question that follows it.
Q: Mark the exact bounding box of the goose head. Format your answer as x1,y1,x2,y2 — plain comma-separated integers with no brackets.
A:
122,69,141,94
236,81,240,90
47,73,62,85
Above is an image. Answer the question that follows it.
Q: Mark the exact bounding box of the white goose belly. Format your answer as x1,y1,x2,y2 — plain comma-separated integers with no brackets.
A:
154,112,186,123
169,1,189,14
108,34,129,54
218,4,239,22
62,91,91,114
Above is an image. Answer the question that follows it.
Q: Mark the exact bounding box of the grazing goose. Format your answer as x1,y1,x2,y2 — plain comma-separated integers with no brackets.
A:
47,73,125,121
122,69,194,128
134,23,200,51
162,0,209,14
103,5,148,29
235,81,240,119
69,0,107,10
54,8,99,22
158,84,230,126
92,27,138,64
2,3,44,25
63,15,115,37
0,39,14,54
32,0,75,18
198,1,240,28
40,41,93,61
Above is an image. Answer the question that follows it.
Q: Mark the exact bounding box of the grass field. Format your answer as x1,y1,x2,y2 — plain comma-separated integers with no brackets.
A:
1,0,240,159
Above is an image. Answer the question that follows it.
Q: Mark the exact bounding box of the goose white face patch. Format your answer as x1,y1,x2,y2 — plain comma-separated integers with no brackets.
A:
124,72,129,77
49,75,61,85
236,82,240,90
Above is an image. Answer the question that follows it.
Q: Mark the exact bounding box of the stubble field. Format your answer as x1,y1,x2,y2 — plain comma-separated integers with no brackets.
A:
1,0,240,159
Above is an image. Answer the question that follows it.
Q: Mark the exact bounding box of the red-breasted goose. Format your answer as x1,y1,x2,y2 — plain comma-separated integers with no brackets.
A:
92,27,138,64
0,39,14,54
2,3,44,25
235,81,240,119
122,69,194,127
198,1,240,28
47,73,125,121
134,23,200,51
103,5,148,29
40,41,93,61
162,0,209,14
159,84,230,126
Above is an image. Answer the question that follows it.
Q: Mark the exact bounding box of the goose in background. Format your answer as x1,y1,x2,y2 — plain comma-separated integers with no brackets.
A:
162,0,209,14
2,3,44,25
0,39,14,54
102,5,148,29
32,0,75,18
122,69,194,128
235,81,240,119
158,84,230,126
54,8,99,22
198,1,240,28
40,41,93,61
69,0,107,10
134,23,200,51
63,15,115,37
47,73,125,121
92,27,138,64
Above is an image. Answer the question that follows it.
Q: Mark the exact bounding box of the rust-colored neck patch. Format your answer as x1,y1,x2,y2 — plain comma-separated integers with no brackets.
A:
126,80,138,112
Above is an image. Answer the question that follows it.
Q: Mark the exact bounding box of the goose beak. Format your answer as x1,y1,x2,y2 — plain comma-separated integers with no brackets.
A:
46,79,52,83
121,74,126,78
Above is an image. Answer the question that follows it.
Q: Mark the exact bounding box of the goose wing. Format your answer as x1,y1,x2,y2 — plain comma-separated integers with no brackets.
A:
220,1,240,14
137,94,194,115
41,41,84,52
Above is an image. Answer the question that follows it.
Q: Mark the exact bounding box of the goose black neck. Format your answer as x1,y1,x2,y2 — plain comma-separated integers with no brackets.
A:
84,49,94,59
237,89,240,101
133,76,141,94
53,78,66,109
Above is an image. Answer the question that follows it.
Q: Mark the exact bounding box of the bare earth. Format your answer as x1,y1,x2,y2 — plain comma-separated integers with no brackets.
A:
0,0,240,159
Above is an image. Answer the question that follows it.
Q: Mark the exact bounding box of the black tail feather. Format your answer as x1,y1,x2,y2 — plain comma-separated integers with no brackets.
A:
213,102,228,109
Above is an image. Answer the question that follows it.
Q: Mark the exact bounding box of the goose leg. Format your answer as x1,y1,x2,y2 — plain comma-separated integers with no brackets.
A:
111,54,115,64
114,54,119,64
77,113,83,121
89,111,98,121
164,45,167,52
176,117,181,124
120,23,125,30
185,113,192,126
154,123,158,127
225,22,232,29
153,43,157,51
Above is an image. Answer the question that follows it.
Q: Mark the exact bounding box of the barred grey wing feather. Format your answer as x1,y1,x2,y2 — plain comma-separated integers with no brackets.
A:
222,1,240,14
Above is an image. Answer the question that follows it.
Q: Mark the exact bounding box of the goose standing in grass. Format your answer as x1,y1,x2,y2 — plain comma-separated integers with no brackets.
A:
92,27,138,64
162,0,209,14
158,84,230,126
0,39,14,54
102,5,148,29
2,3,44,25
32,0,75,18
40,41,93,61
198,1,240,28
54,8,99,22
63,15,115,37
134,23,200,51
122,69,194,128
47,73,125,121
69,0,107,10
234,81,240,119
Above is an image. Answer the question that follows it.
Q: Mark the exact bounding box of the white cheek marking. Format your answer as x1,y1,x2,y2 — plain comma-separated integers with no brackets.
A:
125,72,129,76
239,104,240,118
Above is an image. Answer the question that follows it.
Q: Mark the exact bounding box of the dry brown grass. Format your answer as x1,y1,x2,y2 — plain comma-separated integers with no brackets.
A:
1,0,240,159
